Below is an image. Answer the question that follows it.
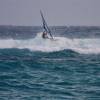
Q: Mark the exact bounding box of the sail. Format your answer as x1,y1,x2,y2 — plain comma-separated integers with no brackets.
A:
40,10,53,39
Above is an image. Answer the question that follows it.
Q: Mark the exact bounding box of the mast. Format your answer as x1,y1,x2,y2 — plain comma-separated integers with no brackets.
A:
40,10,53,39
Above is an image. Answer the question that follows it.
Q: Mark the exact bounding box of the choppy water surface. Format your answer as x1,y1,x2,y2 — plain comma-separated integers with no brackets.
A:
0,26,100,100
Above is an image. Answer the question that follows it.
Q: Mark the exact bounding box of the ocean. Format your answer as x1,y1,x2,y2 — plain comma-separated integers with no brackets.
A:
0,26,100,100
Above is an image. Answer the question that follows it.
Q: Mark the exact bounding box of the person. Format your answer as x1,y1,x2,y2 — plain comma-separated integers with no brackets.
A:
42,31,49,39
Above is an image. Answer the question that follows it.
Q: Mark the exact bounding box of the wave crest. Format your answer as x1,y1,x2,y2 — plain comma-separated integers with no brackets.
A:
0,32,100,54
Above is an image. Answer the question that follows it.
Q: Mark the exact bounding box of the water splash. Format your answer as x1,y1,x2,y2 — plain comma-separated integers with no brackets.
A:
0,32,100,54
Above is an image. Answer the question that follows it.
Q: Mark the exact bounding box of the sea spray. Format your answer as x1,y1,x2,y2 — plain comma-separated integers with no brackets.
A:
0,32,100,54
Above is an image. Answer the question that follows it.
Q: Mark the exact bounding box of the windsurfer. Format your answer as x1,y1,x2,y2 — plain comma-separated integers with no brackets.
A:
42,31,49,39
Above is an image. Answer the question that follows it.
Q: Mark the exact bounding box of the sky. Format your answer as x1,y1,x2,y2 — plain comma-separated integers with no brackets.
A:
0,0,100,26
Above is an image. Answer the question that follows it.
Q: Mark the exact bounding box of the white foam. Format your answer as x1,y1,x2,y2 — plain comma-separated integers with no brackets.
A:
0,32,100,54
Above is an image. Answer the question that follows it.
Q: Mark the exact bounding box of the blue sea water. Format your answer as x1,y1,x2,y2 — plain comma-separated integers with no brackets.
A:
0,26,100,100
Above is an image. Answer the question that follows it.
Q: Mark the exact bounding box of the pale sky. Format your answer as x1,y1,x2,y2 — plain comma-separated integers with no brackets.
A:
0,0,100,26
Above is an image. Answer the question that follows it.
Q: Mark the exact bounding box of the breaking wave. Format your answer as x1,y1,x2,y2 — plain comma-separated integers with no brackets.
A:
0,32,100,54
